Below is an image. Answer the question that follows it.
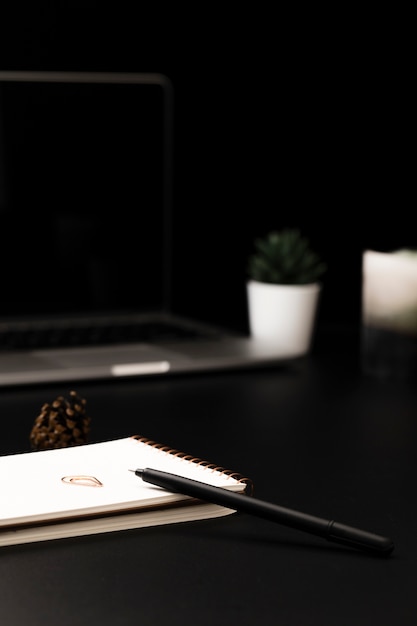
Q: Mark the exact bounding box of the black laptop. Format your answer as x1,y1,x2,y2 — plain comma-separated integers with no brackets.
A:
0,70,295,387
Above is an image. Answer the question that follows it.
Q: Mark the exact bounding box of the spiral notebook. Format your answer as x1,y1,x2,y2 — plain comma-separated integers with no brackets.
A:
0,436,251,547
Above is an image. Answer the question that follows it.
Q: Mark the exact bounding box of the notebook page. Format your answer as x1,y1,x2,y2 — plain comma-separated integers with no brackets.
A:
0,437,246,527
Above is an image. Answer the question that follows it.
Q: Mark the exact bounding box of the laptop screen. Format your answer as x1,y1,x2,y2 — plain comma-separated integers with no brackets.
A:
0,72,173,321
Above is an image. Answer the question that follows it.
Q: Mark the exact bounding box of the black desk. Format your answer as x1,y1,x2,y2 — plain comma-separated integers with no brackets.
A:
1,328,416,625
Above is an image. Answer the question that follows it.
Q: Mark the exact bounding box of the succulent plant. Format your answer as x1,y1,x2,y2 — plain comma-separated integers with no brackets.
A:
248,228,326,285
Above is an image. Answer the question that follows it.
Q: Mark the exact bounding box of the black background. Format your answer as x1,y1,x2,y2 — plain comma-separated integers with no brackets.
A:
1,10,416,624
1,5,413,333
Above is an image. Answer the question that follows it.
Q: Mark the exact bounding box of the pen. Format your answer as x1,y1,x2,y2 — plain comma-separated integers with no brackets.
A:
129,467,394,556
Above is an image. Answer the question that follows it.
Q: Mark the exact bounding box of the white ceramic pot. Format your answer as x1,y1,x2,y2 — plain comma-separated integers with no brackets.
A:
247,280,321,356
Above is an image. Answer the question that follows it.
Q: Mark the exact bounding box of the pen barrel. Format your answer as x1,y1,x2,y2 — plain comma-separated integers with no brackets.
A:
140,469,394,556
234,496,394,556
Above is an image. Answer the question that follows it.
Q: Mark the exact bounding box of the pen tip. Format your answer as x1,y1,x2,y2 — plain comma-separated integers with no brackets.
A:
128,468,144,476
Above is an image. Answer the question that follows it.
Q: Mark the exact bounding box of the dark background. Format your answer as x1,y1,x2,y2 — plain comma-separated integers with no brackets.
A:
1,12,416,625
1,5,413,335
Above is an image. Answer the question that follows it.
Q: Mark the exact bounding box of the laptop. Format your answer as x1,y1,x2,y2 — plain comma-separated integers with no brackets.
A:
0,70,296,387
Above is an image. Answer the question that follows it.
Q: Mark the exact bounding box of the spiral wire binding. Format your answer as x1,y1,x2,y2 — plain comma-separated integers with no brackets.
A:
132,435,254,495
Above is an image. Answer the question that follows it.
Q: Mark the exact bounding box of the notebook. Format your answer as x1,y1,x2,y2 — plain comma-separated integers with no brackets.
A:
0,70,296,388
0,435,251,547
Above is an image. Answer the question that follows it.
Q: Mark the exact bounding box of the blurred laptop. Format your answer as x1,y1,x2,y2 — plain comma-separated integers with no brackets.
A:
0,70,296,387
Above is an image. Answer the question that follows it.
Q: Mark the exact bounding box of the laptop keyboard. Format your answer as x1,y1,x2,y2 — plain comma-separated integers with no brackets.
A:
0,319,214,351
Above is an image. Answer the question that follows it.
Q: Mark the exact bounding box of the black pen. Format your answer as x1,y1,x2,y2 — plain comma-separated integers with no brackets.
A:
129,467,394,556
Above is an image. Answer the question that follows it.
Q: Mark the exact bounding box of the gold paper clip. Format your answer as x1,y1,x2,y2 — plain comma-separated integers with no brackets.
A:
61,475,103,487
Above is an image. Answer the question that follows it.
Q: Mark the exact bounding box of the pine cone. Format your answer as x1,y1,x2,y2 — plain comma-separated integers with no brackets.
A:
30,390,91,451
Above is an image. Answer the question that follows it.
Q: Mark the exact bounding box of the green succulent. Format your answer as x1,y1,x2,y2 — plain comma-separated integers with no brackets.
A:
248,229,326,285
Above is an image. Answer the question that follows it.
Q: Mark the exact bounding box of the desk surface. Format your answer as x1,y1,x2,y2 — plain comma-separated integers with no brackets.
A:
0,328,416,626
